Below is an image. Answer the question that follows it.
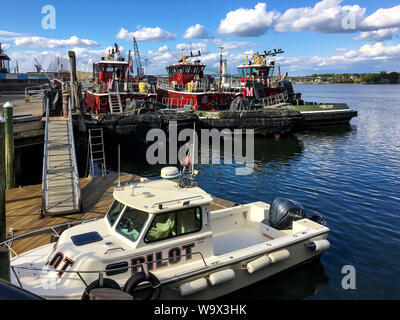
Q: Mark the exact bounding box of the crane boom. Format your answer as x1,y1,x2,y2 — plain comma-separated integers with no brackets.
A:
132,37,144,77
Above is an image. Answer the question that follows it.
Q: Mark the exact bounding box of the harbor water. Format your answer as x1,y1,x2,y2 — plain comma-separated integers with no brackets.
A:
105,84,400,300
19,84,400,299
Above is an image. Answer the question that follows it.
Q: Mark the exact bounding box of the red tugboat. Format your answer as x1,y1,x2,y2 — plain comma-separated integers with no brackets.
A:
85,43,156,114
232,49,299,107
156,48,299,110
156,50,240,110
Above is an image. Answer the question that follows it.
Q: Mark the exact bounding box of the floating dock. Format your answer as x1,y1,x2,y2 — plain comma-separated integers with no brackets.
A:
5,173,235,255
0,96,44,148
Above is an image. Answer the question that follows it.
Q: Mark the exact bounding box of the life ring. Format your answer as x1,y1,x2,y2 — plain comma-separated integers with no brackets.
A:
81,278,121,300
123,272,161,300
100,97,108,107
250,99,259,109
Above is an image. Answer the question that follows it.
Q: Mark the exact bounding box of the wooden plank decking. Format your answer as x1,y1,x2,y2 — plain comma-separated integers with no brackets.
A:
5,173,234,255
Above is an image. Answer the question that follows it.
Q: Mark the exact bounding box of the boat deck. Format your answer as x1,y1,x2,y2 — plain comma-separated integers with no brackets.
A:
213,228,270,256
5,173,235,255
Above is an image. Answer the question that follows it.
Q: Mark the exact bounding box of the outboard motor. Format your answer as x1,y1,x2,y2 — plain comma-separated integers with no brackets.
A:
268,198,305,230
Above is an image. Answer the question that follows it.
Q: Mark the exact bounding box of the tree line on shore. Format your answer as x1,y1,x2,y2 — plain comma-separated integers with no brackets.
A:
289,71,400,84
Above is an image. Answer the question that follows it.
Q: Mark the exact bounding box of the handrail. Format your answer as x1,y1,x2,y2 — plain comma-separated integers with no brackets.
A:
9,251,208,275
25,83,51,101
41,98,50,213
68,98,81,211
0,218,100,255
151,195,204,208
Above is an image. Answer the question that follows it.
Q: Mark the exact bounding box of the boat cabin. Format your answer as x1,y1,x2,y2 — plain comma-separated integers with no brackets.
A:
166,62,205,86
94,60,129,86
0,43,11,73
237,53,275,84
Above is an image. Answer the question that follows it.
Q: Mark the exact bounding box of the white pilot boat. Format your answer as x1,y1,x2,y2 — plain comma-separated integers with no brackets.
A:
4,167,330,300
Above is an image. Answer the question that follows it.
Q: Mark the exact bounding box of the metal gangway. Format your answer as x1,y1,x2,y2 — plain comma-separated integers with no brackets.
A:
41,98,81,216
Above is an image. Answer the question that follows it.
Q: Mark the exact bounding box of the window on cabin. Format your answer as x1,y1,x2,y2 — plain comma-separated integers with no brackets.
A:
116,207,148,242
268,67,274,77
144,207,202,243
106,200,125,226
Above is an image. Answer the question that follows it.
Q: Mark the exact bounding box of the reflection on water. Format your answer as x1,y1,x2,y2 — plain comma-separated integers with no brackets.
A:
105,85,400,299
221,259,329,300
16,84,400,299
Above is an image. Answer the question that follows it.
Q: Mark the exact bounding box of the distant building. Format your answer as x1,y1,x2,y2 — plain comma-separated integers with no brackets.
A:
379,78,390,84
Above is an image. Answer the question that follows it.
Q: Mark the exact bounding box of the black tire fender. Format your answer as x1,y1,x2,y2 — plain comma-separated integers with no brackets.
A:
123,272,161,300
81,278,121,300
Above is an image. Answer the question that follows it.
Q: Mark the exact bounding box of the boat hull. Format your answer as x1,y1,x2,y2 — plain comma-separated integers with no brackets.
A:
9,231,328,300
284,103,357,126
156,85,237,110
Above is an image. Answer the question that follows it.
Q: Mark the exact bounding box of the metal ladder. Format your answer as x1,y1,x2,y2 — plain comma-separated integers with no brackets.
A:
107,83,123,114
88,128,106,178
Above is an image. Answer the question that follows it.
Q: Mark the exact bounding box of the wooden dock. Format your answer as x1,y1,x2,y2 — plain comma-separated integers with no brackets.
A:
5,173,234,255
0,97,44,148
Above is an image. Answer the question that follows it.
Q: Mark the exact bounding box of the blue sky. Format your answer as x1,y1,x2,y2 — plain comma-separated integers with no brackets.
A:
1,0,400,75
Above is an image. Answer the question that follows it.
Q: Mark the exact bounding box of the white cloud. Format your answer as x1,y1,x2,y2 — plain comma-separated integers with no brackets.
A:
354,28,399,41
360,5,400,30
0,30,23,37
13,35,99,49
116,27,175,42
279,42,400,74
183,24,210,39
176,42,208,53
1,43,12,51
211,38,258,51
7,46,125,73
274,0,365,33
274,0,400,41
217,3,280,37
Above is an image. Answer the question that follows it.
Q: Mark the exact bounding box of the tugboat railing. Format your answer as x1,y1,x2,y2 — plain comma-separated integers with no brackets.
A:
162,97,194,109
96,80,156,95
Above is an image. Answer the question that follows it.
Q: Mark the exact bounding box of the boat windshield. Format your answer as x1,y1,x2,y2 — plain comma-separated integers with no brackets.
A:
116,206,148,242
106,200,125,226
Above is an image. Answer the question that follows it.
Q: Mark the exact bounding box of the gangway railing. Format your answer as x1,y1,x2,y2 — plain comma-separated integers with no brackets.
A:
41,97,81,216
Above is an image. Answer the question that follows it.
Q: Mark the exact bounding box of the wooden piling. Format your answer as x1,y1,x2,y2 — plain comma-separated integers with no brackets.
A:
3,102,15,189
68,51,86,132
0,247,10,282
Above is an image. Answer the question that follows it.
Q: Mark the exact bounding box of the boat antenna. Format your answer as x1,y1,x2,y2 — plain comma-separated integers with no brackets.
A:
219,46,224,92
192,122,195,175
118,144,121,187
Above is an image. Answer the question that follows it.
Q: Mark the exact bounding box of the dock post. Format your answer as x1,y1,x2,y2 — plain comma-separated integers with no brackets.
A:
0,114,6,243
0,247,10,282
0,112,9,282
68,51,86,132
3,102,15,189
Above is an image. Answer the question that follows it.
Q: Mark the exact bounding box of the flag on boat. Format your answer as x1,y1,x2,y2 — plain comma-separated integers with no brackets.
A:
128,53,134,73
181,148,192,168
277,64,281,79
